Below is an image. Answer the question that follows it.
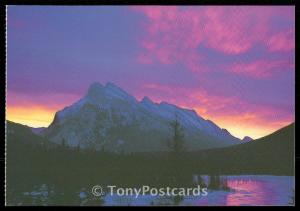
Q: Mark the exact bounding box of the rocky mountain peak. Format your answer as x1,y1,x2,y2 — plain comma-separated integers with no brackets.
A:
141,96,154,104
87,82,104,96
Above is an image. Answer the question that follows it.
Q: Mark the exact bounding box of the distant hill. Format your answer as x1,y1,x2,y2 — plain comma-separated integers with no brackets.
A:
6,120,55,149
241,136,253,142
185,123,294,175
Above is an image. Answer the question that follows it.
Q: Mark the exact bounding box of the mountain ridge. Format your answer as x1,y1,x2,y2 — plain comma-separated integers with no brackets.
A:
42,82,242,152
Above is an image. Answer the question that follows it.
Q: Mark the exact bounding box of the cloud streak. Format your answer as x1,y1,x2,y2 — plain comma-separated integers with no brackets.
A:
133,6,295,77
228,59,294,78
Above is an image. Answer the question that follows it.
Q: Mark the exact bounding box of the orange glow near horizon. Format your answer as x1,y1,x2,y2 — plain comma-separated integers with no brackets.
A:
192,106,293,139
6,104,293,139
6,106,56,128
201,115,292,140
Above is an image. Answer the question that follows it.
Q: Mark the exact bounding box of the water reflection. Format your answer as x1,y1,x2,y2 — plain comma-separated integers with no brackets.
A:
7,175,294,206
196,176,294,206
226,178,277,205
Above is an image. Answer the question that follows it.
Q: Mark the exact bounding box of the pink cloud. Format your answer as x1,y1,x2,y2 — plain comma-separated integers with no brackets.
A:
201,7,265,54
267,29,295,52
132,6,294,76
132,6,206,71
228,59,294,78
7,91,80,111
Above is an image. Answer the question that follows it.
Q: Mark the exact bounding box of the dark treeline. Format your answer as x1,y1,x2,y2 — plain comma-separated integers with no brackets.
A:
6,121,294,205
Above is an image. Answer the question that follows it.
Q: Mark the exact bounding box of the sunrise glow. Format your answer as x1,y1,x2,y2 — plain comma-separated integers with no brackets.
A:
7,6,295,139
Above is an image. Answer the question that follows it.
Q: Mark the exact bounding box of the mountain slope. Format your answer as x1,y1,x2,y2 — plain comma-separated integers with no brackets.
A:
186,123,295,175
43,82,241,152
6,120,53,148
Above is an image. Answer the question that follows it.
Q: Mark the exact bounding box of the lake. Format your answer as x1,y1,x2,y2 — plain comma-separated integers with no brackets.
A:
7,175,294,206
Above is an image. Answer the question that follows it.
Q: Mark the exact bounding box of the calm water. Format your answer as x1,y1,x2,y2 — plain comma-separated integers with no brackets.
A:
8,175,295,206
192,175,294,206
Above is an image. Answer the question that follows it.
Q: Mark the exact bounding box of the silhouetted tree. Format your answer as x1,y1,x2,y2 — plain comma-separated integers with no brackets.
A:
167,113,186,185
76,143,81,153
61,138,66,148
168,113,185,154
208,175,221,190
101,145,105,153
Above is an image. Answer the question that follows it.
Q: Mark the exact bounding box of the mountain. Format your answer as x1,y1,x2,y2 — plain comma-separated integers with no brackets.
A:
31,127,46,135
42,82,241,152
242,136,253,142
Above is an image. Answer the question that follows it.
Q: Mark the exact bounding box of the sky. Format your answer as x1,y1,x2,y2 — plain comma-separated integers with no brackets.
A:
7,6,295,139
